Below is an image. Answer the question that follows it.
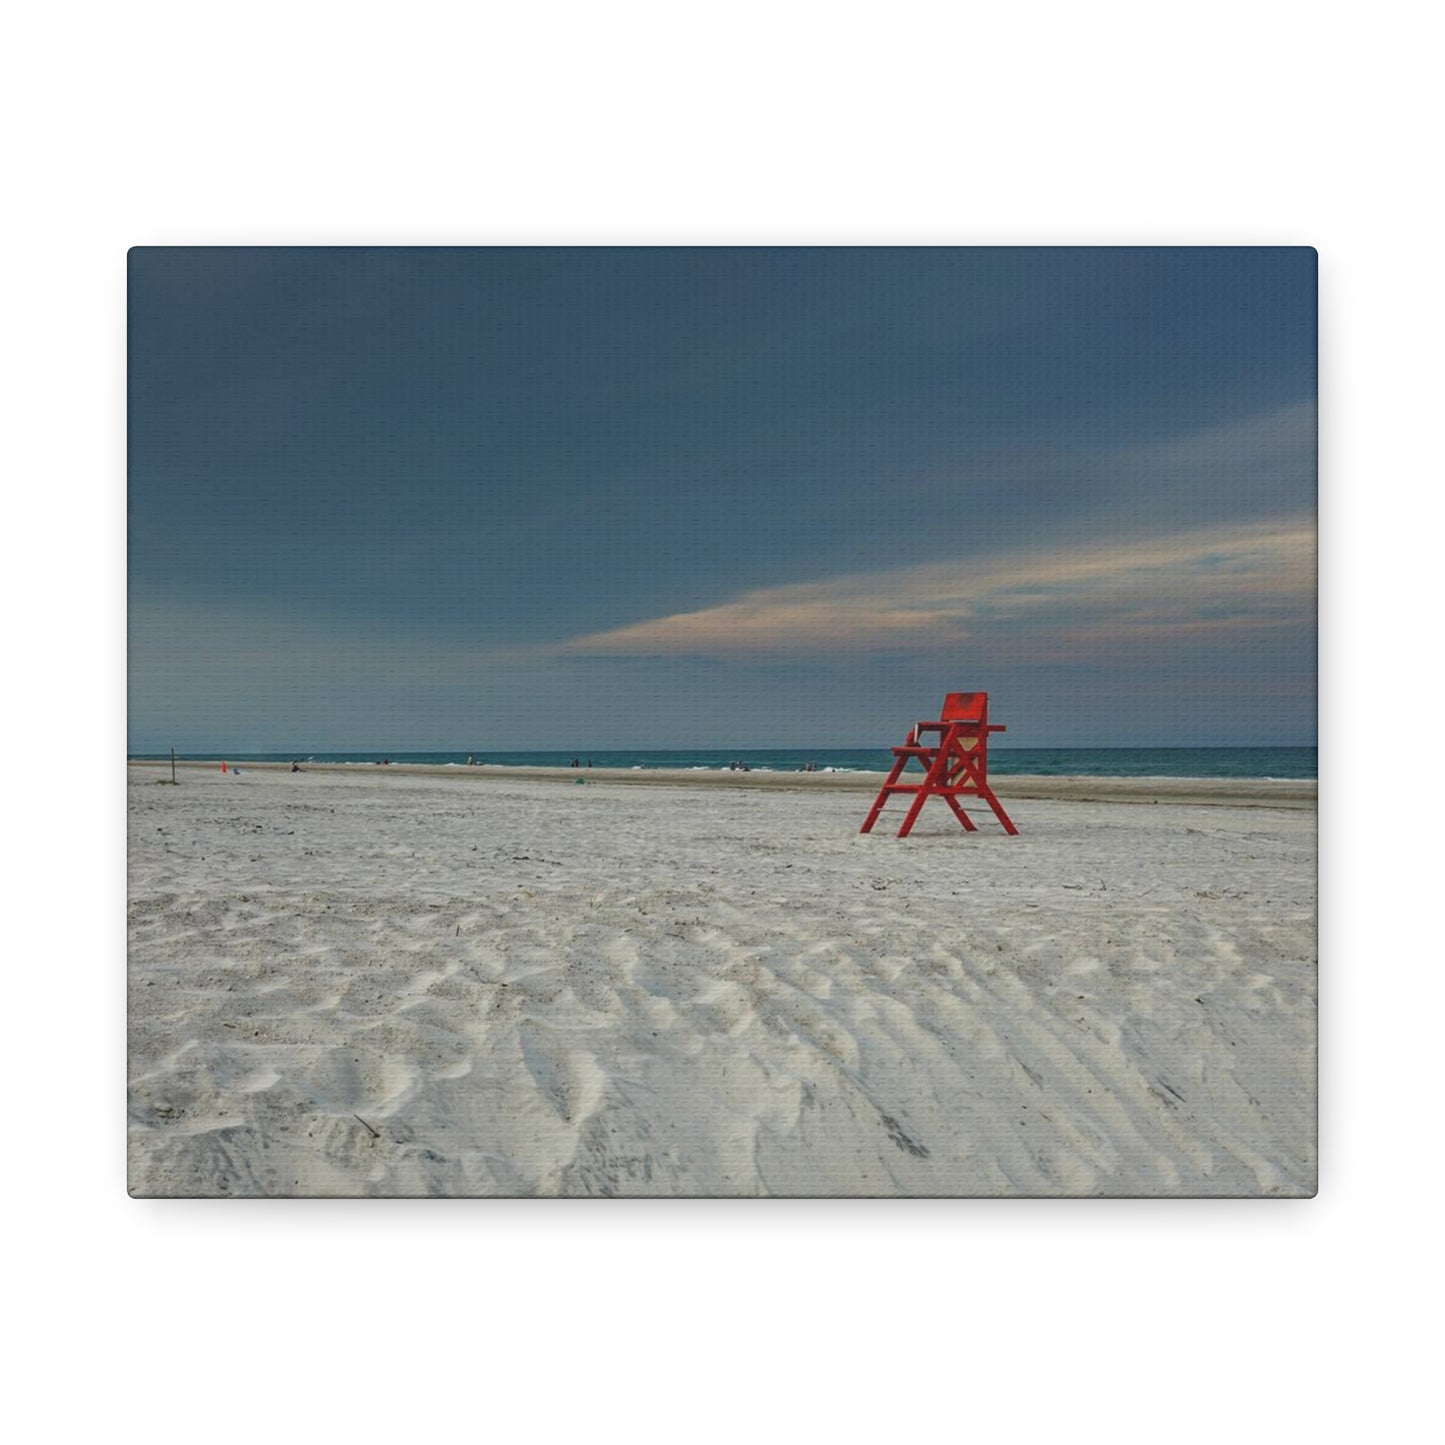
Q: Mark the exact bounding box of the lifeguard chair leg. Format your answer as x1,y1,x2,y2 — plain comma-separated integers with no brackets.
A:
894,790,930,838
942,793,978,831
894,726,957,837
859,738,915,833
978,788,1018,835
859,786,893,834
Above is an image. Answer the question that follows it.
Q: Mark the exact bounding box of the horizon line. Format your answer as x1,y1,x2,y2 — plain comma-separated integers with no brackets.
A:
128,741,1320,756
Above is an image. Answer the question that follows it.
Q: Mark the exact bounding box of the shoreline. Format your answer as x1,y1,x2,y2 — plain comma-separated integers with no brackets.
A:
127,759,1316,809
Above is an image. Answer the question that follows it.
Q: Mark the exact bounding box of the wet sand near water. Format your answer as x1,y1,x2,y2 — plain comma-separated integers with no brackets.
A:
131,760,1316,809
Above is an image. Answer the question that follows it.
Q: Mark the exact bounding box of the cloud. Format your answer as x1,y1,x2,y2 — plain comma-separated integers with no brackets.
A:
545,516,1315,658
1101,399,1315,523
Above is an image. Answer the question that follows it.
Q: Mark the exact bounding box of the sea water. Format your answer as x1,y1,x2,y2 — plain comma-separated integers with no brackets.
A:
132,746,1317,779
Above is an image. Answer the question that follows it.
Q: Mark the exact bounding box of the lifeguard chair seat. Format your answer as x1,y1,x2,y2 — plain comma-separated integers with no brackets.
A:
860,691,1018,837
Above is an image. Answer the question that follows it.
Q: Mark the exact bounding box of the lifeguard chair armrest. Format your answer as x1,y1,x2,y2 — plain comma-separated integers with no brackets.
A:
916,720,1006,733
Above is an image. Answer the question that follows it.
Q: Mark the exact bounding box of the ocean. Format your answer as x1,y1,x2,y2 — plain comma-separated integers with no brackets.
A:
131,746,1318,779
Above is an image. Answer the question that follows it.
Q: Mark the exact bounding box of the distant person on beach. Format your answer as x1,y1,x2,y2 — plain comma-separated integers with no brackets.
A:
291,760,301,773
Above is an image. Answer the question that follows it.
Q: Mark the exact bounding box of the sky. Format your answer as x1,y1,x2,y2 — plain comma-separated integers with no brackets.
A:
128,247,1316,751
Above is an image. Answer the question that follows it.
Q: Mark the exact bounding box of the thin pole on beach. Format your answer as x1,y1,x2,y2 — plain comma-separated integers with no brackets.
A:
171,746,176,785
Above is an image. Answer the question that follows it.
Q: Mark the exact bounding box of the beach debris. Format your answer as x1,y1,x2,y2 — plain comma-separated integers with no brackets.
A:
880,1112,930,1158
352,1114,381,1139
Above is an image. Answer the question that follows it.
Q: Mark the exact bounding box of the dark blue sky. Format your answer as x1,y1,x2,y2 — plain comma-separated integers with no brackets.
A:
128,247,1315,750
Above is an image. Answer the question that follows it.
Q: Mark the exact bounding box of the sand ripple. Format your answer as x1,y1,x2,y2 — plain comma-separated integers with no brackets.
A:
128,766,1316,1196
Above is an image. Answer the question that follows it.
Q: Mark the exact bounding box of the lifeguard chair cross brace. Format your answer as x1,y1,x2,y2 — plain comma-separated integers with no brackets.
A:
860,691,1019,837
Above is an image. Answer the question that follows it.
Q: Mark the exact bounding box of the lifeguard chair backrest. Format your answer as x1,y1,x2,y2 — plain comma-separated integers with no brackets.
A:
939,691,988,724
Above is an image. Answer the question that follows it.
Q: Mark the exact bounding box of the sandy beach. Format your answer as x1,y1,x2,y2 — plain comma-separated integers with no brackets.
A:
144,758,1317,808
127,762,1316,1197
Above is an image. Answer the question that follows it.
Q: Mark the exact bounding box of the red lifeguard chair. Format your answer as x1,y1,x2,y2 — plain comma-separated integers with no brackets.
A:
860,691,1018,837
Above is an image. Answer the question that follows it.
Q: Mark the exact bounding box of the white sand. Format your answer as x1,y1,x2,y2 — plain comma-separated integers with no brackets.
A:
127,763,1316,1196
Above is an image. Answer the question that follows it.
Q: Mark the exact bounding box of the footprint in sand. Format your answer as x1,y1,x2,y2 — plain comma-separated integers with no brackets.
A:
518,1025,605,1124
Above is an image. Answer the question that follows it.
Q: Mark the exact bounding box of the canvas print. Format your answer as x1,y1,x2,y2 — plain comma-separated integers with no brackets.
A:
127,246,1317,1197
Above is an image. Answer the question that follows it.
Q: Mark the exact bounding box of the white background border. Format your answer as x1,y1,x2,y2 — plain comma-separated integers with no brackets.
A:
6,2,1434,1438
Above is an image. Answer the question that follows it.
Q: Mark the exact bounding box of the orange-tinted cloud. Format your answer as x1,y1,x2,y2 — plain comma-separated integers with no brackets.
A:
545,517,1315,657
